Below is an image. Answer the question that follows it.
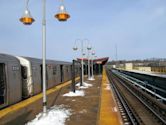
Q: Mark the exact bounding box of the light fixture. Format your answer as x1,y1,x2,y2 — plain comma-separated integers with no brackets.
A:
19,0,35,25
55,3,70,21
92,50,95,55
87,46,91,51
73,46,78,51
83,53,86,56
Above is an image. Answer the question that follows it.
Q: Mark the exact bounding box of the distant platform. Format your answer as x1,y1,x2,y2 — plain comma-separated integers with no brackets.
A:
125,69,166,78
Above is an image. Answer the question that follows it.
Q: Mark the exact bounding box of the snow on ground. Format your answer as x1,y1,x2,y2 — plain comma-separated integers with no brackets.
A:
83,82,93,87
26,105,71,125
112,107,118,112
79,86,89,89
63,90,85,97
79,109,87,114
76,82,93,89
105,84,111,90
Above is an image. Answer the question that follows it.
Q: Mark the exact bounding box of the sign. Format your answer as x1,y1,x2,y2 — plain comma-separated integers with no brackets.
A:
96,61,102,64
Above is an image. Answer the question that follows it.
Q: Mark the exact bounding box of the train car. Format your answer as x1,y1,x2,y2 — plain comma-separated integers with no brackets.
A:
74,62,81,77
45,60,62,89
62,63,72,82
16,57,42,98
17,57,72,94
0,54,22,109
0,54,73,109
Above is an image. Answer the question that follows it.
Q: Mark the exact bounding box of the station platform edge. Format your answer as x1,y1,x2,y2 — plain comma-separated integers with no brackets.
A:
98,69,122,125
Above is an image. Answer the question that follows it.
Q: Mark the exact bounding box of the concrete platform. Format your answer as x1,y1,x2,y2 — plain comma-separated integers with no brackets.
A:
0,79,79,125
56,76,102,125
98,69,122,125
0,71,123,125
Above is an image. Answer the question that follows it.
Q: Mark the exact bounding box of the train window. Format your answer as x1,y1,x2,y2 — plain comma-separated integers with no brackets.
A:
53,66,57,75
0,63,6,105
21,66,27,79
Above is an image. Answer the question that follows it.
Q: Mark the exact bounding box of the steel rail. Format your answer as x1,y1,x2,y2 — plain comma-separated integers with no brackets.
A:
107,70,139,125
113,70,166,102
113,70,166,124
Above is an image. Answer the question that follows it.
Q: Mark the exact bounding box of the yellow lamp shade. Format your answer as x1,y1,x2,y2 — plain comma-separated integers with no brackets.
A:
19,17,35,25
19,9,35,25
55,13,70,21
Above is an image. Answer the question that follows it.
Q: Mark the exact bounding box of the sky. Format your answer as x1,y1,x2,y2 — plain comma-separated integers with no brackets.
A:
0,0,166,61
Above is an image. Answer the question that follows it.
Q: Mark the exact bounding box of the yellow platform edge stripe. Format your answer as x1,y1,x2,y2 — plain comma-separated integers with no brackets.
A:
98,69,122,125
0,77,79,118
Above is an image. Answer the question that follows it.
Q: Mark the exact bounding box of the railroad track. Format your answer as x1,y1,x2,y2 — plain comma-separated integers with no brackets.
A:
106,69,166,125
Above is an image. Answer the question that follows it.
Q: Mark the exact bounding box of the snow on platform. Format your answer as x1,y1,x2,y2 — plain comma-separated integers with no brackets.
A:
76,82,93,89
63,90,85,97
105,84,111,90
26,105,71,125
63,82,93,97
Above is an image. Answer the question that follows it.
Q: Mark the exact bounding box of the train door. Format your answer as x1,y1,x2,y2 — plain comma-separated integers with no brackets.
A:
21,66,28,98
0,63,6,105
60,65,64,82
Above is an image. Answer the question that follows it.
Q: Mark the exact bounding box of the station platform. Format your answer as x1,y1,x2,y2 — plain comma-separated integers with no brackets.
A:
0,70,122,125
124,69,166,78
98,70,122,125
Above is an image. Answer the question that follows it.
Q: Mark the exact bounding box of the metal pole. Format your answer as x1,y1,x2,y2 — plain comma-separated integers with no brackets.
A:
42,0,47,113
80,61,83,86
88,50,90,80
71,60,75,92
81,40,84,86
99,64,101,74
91,55,94,79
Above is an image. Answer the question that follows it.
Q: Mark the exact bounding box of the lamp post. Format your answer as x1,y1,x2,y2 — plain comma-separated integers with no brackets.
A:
90,50,95,80
73,39,84,86
86,41,92,80
73,39,91,85
20,0,70,113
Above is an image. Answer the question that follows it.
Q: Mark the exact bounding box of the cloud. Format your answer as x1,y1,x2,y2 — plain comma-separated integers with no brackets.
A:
154,7,166,17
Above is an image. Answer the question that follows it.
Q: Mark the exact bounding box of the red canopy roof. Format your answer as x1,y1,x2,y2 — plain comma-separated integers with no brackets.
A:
77,57,109,65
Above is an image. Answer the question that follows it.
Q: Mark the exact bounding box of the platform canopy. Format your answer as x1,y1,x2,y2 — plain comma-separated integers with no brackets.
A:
77,57,109,65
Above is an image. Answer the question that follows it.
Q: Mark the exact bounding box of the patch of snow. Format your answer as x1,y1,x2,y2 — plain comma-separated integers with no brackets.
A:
76,82,92,87
88,77,95,81
63,90,85,97
79,86,88,89
83,82,93,87
26,105,71,125
72,99,76,102
112,107,118,112
76,82,93,89
79,109,87,114
105,84,111,90
75,83,80,86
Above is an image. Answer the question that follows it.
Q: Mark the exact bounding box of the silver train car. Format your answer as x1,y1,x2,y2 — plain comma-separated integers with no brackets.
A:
0,54,22,109
0,53,78,109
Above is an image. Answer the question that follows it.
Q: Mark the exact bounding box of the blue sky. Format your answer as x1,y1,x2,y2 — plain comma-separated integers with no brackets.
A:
0,0,166,61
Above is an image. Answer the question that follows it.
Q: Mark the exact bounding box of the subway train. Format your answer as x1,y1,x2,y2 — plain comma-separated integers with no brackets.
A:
0,53,80,109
